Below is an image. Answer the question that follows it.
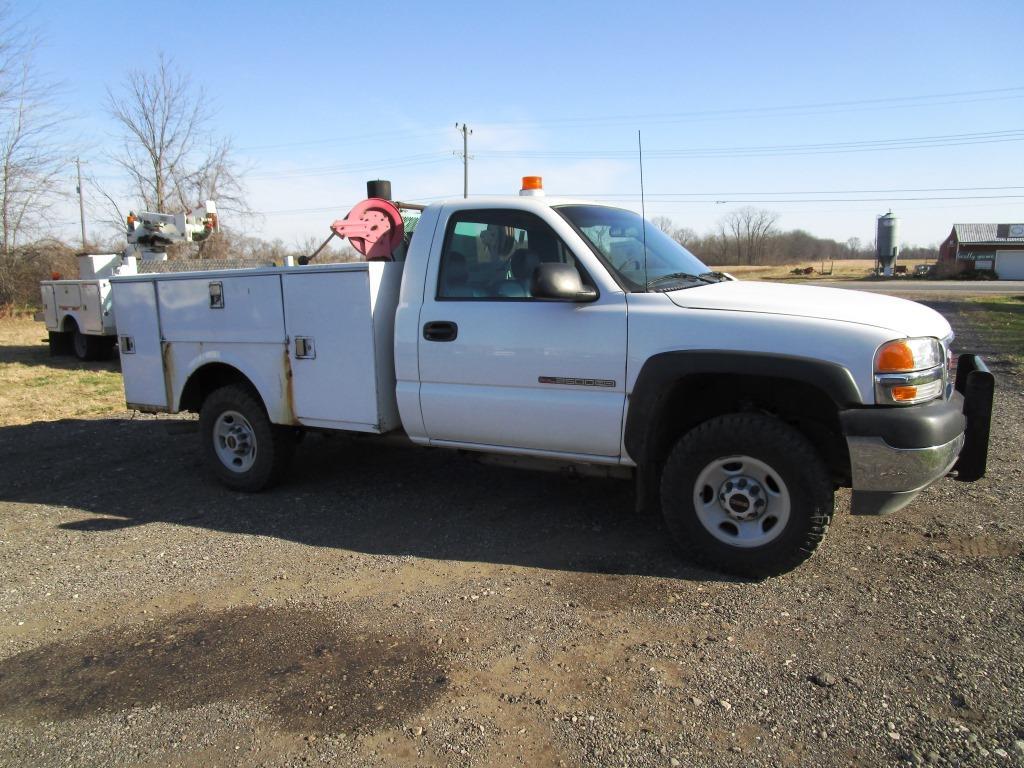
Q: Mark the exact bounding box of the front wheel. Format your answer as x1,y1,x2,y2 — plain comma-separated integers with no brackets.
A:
660,414,833,578
199,385,296,492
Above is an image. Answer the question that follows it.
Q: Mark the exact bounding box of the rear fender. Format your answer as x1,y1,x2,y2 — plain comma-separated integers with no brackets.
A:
171,343,295,424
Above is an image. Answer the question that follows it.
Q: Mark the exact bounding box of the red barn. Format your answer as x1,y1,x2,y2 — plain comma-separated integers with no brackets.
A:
938,223,1024,279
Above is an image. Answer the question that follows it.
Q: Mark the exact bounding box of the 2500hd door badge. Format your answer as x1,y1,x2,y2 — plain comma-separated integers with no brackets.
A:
538,376,616,388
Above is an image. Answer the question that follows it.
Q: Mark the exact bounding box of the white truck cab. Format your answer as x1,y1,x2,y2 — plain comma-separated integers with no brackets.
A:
110,179,994,577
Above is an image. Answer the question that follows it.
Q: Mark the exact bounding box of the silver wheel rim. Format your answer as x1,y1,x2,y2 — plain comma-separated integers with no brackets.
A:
213,410,257,473
693,455,791,548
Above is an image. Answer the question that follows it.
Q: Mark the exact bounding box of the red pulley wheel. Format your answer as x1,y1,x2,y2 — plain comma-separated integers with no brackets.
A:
330,198,405,261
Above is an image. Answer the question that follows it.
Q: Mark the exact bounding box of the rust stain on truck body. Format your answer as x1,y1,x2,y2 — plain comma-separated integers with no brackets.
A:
161,340,175,412
282,342,298,424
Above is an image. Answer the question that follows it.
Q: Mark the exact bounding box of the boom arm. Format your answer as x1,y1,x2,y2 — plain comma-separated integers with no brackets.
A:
125,201,219,261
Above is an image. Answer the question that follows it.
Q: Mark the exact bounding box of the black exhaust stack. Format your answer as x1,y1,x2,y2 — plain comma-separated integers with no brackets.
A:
367,179,392,200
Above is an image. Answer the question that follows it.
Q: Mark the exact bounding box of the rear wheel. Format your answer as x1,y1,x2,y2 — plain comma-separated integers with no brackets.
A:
70,322,106,361
48,331,72,356
199,385,296,492
660,413,833,578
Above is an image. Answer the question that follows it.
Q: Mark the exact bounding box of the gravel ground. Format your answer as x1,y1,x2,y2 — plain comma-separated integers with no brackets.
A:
0,301,1021,768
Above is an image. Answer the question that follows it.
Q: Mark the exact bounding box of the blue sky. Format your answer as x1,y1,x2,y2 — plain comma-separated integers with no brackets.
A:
27,0,1024,248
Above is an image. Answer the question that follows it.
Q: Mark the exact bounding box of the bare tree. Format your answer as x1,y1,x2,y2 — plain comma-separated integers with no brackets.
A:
719,206,779,265
0,7,66,260
0,7,68,306
650,215,674,234
846,236,862,258
672,226,698,247
106,53,248,228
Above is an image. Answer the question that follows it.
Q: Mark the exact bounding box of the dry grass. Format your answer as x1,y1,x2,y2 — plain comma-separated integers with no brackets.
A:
0,318,126,427
720,258,931,281
966,295,1024,363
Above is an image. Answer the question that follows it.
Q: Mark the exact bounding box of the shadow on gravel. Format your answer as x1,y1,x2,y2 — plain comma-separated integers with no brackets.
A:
0,605,446,733
0,417,726,582
0,342,120,371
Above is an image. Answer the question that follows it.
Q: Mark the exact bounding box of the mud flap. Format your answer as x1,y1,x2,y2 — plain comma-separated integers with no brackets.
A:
952,354,993,482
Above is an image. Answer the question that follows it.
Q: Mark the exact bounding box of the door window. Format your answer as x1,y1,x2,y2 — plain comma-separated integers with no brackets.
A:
437,210,591,299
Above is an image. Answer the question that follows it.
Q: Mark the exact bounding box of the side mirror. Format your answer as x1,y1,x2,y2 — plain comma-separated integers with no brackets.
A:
530,263,598,302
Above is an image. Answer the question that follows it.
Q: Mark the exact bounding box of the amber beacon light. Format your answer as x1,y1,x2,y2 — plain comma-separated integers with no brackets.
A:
520,176,544,196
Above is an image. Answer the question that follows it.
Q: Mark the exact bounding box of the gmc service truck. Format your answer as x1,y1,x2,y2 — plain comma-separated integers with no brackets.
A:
110,178,993,576
40,202,218,360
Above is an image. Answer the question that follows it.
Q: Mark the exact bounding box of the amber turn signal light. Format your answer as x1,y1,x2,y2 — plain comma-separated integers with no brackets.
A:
876,340,915,372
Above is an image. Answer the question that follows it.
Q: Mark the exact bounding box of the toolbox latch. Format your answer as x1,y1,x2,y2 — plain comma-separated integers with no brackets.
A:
209,281,224,309
294,337,315,359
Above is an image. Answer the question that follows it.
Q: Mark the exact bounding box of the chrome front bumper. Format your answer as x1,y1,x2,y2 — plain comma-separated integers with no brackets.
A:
848,433,965,493
842,353,993,515
847,433,964,515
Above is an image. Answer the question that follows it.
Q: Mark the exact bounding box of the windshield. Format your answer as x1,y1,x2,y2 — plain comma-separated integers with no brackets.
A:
556,205,716,292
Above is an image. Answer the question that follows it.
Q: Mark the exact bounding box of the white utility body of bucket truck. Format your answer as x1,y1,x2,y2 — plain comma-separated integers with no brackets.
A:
40,202,218,360
110,178,993,576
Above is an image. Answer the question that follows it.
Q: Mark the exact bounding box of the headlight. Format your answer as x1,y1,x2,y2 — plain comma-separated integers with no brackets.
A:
874,338,944,405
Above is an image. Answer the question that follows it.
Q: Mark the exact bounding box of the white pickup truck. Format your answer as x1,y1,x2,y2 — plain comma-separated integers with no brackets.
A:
110,178,993,576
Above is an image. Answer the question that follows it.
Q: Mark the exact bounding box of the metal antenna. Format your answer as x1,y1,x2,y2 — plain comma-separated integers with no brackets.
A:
638,131,649,291
455,123,473,198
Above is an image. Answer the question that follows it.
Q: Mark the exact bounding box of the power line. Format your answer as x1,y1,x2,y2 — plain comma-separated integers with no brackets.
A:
473,129,1024,160
237,126,451,153
230,86,1024,154
233,130,1023,184
252,191,1022,217
563,185,1024,198
254,193,461,217
245,153,452,181
560,194,1024,204
472,86,1024,128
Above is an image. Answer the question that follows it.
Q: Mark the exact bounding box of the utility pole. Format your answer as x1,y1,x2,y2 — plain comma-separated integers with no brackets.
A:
455,123,472,198
75,157,87,249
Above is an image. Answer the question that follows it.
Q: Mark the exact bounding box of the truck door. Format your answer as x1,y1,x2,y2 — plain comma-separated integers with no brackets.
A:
416,208,627,458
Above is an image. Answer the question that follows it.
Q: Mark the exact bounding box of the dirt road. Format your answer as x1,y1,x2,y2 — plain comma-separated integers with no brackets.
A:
0,304,1021,768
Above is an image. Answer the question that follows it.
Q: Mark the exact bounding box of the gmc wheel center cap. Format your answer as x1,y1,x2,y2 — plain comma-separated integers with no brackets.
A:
730,495,750,513
718,476,767,521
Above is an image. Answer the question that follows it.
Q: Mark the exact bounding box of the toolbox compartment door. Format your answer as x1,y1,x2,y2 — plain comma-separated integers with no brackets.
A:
281,270,381,430
56,283,82,309
112,281,167,409
81,283,104,333
41,285,57,329
157,275,285,343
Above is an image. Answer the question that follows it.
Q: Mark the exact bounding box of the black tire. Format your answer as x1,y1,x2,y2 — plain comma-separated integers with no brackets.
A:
71,324,88,360
48,331,72,356
70,323,106,361
199,384,296,492
660,413,833,578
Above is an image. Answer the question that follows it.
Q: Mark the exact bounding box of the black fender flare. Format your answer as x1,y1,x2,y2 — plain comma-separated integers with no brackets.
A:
624,350,863,465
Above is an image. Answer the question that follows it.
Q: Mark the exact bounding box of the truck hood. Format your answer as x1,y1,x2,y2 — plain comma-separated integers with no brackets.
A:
666,280,951,338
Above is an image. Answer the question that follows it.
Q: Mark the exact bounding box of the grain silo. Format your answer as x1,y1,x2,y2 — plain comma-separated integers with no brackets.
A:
876,211,900,277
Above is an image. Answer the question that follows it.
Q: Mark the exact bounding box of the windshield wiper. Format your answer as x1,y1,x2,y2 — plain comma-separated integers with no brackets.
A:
645,272,720,291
